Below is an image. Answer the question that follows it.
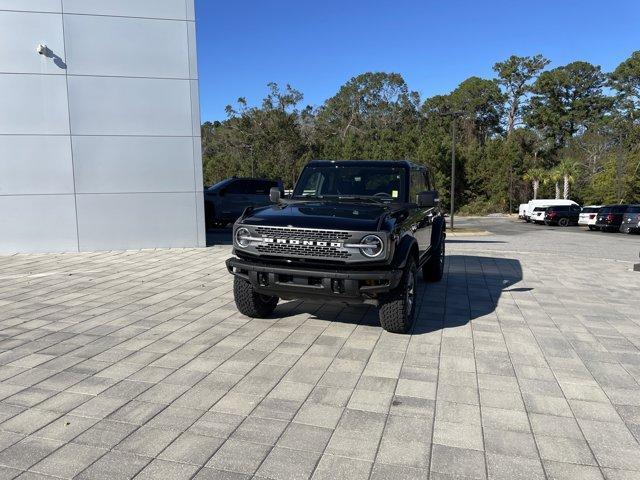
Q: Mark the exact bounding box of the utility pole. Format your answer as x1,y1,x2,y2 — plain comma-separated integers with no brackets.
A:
450,119,456,230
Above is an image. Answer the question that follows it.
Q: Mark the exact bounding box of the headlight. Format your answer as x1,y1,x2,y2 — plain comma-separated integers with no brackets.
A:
235,227,250,247
360,234,384,258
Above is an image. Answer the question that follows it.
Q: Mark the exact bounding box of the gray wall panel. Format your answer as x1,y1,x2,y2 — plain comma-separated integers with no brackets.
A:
193,137,203,191
64,14,189,78
76,193,197,251
0,194,78,254
189,79,201,137
62,0,186,20
0,136,73,195
195,190,205,247
67,76,192,136
0,74,69,134
0,1,61,13
0,11,65,74
72,136,195,193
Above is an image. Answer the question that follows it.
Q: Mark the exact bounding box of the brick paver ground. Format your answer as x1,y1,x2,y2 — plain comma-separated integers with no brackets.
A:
1,220,639,479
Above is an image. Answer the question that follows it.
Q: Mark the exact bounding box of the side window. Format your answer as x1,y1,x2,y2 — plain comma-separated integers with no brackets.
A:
226,180,247,194
299,172,324,196
424,171,432,191
410,170,425,203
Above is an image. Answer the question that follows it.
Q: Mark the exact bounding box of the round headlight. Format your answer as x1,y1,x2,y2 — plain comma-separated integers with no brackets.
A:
360,234,384,258
235,227,250,247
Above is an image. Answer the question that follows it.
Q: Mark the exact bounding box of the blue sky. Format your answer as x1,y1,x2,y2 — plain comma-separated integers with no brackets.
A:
195,0,640,121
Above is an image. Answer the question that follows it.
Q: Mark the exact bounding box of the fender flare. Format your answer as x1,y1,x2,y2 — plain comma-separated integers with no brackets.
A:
391,234,419,270
430,215,446,251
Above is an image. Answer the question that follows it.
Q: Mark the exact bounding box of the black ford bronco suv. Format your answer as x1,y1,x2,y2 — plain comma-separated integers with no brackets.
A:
225,160,446,333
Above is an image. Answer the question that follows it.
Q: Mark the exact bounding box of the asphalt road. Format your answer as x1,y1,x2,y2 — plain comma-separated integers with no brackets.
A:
452,216,640,264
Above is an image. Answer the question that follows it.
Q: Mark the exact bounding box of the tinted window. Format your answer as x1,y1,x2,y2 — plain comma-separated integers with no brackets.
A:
601,205,627,214
410,169,426,203
550,205,569,212
208,179,232,192
627,205,640,213
533,207,546,212
225,180,250,194
582,207,599,213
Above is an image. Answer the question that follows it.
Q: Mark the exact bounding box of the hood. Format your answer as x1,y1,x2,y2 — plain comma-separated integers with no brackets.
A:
241,201,392,231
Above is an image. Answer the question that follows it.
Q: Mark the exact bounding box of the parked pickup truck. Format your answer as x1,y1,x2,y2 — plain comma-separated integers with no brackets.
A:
226,160,446,333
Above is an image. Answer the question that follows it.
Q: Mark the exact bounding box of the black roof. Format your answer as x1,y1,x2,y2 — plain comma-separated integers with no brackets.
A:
306,160,424,169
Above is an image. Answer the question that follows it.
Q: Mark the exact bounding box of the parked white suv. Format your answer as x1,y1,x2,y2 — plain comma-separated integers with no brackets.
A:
578,205,602,230
530,207,548,224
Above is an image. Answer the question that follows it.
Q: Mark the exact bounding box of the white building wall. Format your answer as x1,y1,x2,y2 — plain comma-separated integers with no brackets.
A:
0,0,205,253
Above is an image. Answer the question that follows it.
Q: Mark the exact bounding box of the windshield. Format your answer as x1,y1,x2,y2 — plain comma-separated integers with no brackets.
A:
292,165,406,202
582,207,599,213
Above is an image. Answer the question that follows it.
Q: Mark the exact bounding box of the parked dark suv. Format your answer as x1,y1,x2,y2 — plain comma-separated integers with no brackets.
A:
621,204,640,234
226,160,446,333
544,204,581,226
204,177,283,228
595,204,629,232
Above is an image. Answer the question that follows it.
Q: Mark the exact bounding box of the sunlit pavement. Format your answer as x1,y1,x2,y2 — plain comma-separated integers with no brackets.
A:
1,219,639,479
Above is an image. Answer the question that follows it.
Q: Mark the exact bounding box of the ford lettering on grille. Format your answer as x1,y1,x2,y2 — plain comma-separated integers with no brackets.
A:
253,227,352,259
264,238,344,248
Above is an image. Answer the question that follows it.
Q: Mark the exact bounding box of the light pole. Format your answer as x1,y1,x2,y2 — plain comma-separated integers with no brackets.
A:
450,119,456,230
425,109,463,230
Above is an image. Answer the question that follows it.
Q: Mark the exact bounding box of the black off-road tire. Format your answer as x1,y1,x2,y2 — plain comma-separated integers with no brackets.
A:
423,235,445,282
378,259,418,334
233,277,278,317
558,217,570,227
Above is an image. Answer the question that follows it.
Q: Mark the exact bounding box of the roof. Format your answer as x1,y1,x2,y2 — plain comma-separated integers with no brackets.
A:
306,160,424,169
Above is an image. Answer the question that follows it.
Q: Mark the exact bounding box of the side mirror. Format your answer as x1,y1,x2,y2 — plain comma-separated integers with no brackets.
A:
417,190,438,208
269,187,281,203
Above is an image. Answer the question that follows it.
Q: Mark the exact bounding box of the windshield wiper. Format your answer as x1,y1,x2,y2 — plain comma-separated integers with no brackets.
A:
336,196,386,205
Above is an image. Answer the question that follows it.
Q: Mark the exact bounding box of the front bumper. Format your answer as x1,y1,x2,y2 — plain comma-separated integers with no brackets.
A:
226,257,403,304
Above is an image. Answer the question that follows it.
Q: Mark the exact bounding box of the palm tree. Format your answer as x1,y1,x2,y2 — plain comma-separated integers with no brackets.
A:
545,168,562,199
556,159,578,199
523,168,546,200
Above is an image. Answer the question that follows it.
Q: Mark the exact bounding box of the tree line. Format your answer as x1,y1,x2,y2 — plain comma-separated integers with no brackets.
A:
201,52,640,213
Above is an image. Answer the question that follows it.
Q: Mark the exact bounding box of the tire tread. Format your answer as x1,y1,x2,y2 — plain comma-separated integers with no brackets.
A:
233,277,278,318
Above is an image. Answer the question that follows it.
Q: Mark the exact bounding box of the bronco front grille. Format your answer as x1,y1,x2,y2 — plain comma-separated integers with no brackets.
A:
254,227,350,242
253,226,352,259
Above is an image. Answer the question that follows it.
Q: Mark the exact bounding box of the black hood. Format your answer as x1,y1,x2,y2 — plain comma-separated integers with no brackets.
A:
241,201,393,231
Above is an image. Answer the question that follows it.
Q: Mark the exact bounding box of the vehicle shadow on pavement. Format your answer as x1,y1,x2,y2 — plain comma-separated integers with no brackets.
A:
271,254,524,335
412,254,523,334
